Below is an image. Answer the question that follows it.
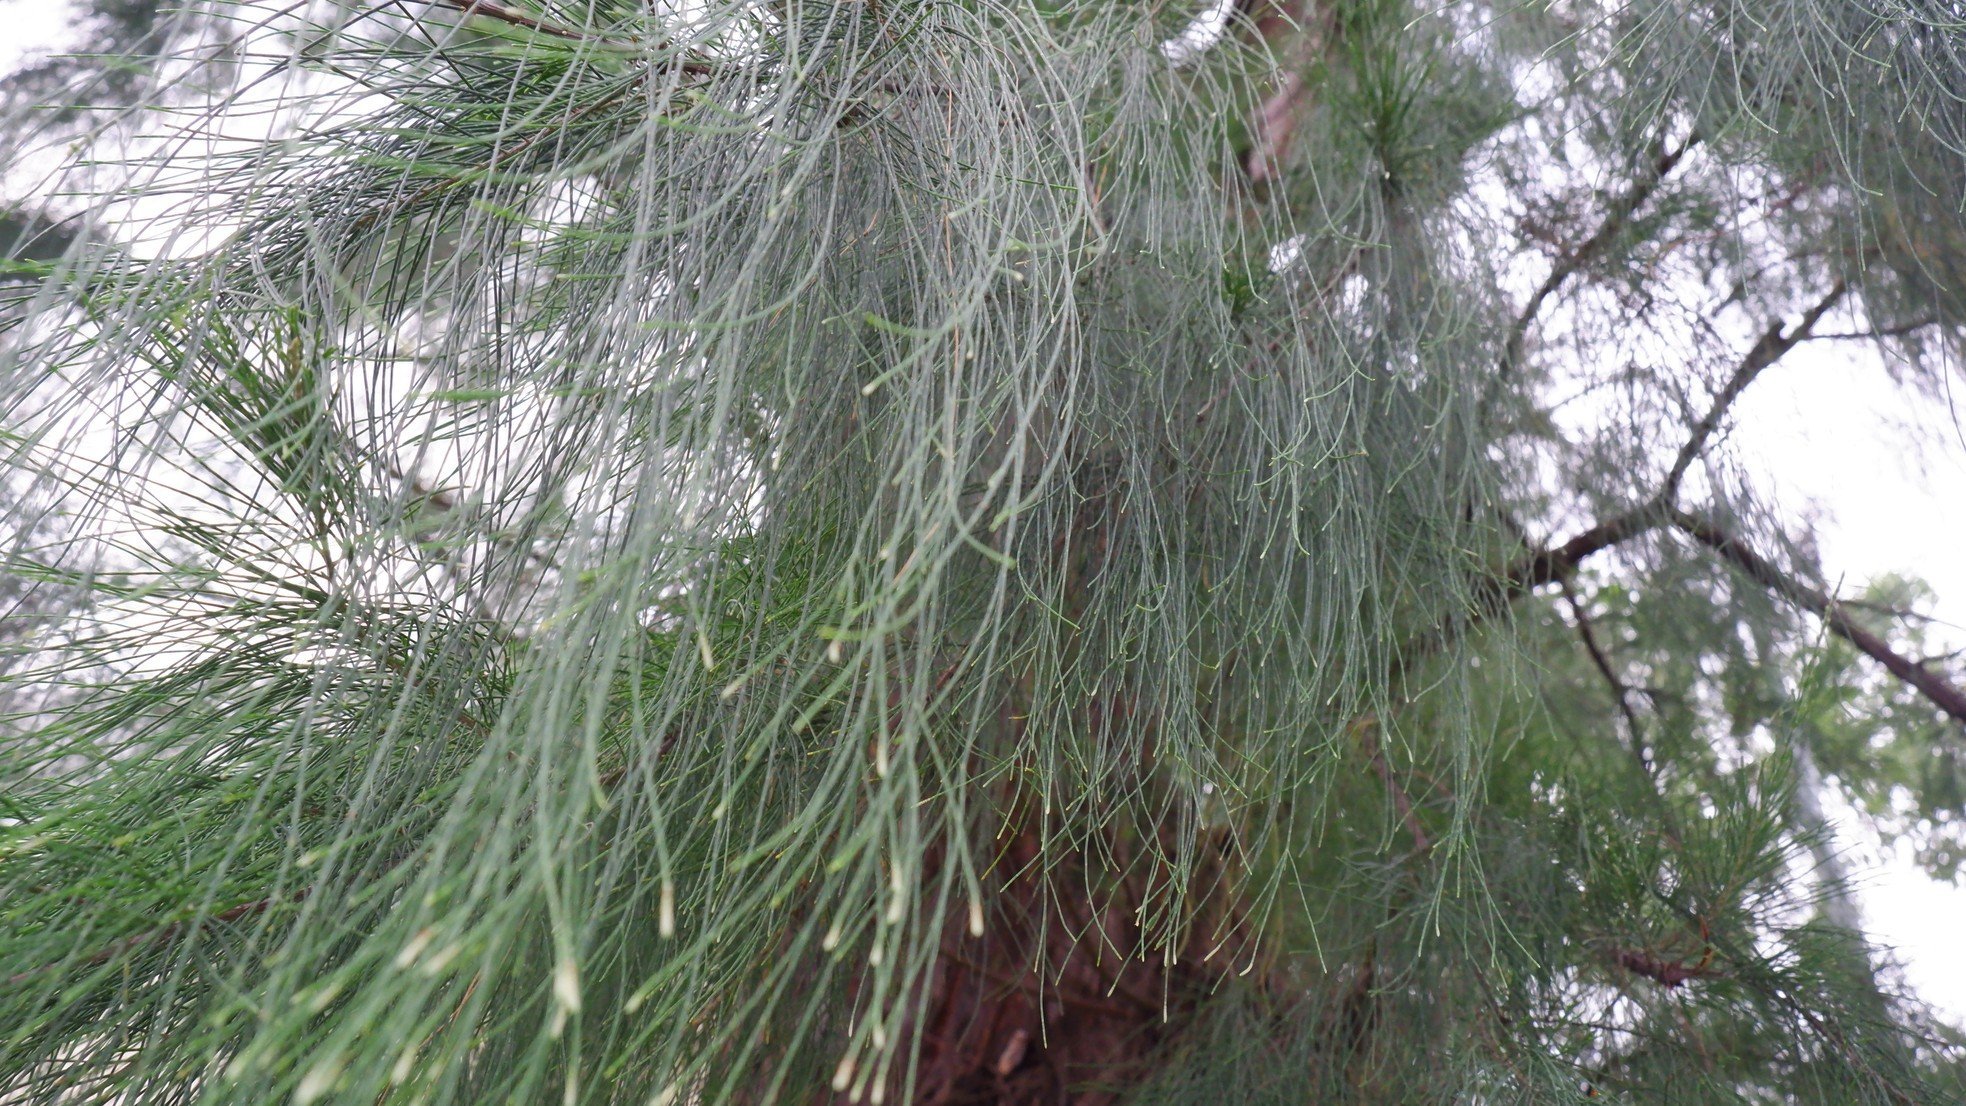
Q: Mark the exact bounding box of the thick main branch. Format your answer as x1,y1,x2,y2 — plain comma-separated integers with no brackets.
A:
1497,510,1966,729
1468,277,1966,728
1669,509,1966,725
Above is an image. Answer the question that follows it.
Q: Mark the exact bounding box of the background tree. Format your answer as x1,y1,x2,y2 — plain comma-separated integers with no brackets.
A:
4,0,1966,1102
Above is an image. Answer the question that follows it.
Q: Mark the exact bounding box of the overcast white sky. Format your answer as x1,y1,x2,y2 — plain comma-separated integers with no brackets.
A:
4,0,1964,1019
1737,342,1966,1018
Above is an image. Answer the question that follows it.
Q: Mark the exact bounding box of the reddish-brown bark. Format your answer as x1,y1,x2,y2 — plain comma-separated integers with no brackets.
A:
897,826,1231,1105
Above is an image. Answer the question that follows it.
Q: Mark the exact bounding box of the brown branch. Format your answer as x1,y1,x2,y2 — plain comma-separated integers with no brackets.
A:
1491,133,1702,397
1375,498,1663,678
1558,580,1648,761
1659,280,1846,502
1237,0,1310,43
6,892,301,988
1509,505,1666,594
1353,715,1430,855
1611,946,1719,989
1485,505,1966,733
1668,509,1966,727
1501,279,1851,599
422,0,591,40
1556,579,1690,847
1430,280,1966,731
1244,72,1310,185
1237,0,1337,186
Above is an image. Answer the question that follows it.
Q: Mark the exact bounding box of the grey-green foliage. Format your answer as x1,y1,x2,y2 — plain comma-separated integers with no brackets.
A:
1,0,1964,1102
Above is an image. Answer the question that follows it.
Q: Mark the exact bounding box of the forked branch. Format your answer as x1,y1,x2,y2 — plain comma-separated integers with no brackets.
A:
1659,281,1847,502
1460,277,1966,729
1492,133,1703,396
1669,509,1966,725
1498,508,1966,729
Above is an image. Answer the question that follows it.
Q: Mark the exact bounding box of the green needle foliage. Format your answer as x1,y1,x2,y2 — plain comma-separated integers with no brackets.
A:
4,0,1966,1101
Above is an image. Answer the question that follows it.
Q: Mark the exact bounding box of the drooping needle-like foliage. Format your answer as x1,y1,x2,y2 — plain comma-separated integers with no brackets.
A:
4,0,1966,1101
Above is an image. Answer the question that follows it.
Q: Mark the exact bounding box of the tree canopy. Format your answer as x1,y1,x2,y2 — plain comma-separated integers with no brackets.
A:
4,0,1966,1102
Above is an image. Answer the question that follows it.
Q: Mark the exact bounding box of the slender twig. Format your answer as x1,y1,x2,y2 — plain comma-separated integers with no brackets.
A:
1805,317,1939,342
1353,715,1430,856
1556,579,1688,847
1557,579,1649,769
1836,597,1943,625
1491,133,1702,399
1660,280,1846,502
420,0,594,42
6,892,302,988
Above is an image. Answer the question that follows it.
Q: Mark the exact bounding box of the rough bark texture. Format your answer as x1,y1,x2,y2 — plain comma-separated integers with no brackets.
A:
901,827,1230,1105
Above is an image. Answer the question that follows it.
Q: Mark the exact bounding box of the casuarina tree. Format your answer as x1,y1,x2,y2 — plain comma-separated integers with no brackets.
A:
5,0,1966,1101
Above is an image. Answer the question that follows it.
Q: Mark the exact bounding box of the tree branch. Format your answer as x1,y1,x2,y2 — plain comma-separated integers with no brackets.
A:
1481,505,1966,733
421,0,591,40
1558,579,1650,770
1444,277,1966,730
1354,715,1431,856
1245,72,1310,185
1492,133,1701,395
1668,509,1966,727
5,892,301,988
1238,0,1336,186
1805,317,1939,342
1660,280,1846,502
1510,506,1666,594
1502,279,1850,597
1611,945,1719,988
